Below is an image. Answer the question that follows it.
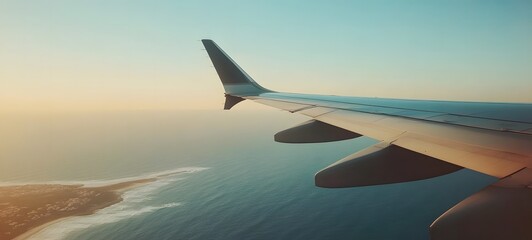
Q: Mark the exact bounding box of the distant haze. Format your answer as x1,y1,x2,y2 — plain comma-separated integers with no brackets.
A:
1,1,531,112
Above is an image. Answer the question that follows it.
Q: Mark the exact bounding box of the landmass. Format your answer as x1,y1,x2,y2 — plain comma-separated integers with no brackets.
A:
0,178,155,240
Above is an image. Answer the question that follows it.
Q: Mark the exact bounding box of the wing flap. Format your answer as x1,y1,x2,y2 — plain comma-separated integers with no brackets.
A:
298,107,335,118
425,114,532,133
252,99,314,112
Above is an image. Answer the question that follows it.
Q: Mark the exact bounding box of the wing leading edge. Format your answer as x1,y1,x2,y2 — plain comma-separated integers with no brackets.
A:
201,39,532,239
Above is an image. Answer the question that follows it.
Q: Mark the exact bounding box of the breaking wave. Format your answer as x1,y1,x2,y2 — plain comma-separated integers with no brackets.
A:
0,167,208,187
24,167,208,240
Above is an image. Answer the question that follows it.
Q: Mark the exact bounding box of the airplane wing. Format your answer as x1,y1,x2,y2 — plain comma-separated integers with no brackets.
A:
201,39,532,240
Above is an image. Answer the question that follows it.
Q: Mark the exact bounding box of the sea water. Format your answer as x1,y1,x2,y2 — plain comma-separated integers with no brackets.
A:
0,110,495,240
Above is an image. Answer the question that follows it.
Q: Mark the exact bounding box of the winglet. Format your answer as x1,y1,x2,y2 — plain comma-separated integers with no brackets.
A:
202,39,271,99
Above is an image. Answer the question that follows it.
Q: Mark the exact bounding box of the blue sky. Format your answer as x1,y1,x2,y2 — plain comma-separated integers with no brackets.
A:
1,1,531,111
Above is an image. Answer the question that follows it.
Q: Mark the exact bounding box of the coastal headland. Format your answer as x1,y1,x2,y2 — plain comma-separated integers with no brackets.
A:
0,176,161,239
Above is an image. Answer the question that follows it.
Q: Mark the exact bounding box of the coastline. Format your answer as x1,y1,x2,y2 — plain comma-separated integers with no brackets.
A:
1,177,159,240
13,217,74,240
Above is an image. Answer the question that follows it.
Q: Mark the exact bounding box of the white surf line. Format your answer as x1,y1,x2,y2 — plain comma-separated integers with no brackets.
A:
18,167,208,240
0,167,209,187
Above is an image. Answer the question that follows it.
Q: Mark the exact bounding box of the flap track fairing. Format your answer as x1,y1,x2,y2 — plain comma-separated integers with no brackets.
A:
274,120,361,143
315,143,463,188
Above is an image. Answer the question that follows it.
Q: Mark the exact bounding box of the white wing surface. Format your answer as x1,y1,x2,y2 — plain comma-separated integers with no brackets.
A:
202,39,532,240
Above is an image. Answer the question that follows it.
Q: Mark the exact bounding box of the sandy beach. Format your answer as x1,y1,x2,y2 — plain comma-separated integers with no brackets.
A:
13,217,74,240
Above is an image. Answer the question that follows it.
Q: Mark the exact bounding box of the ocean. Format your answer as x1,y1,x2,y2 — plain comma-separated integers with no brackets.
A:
0,110,495,240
